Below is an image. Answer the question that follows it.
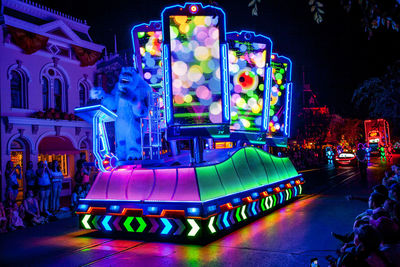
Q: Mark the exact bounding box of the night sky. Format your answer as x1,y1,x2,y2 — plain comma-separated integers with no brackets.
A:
35,0,400,118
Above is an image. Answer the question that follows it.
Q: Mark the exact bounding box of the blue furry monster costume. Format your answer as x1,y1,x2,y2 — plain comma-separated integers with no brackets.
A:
90,67,151,161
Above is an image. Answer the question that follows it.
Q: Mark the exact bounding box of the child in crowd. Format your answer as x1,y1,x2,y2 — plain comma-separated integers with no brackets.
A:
8,202,25,231
24,190,45,226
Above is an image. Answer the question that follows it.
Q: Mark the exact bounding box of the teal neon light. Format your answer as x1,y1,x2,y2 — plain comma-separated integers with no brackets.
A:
187,219,200,237
294,186,298,196
222,212,230,228
161,218,172,235
251,202,257,215
102,216,112,231
279,192,284,204
82,214,91,229
208,216,216,234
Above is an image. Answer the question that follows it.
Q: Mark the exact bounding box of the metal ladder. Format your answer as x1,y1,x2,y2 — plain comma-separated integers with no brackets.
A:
140,91,163,160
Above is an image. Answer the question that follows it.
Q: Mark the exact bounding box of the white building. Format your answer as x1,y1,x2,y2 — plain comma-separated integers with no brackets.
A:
0,0,104,201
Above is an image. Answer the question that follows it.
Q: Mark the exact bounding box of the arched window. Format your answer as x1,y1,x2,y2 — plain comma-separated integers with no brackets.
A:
78,82,89,107
10,69,28,109
54,78,62,112
40,65,68,112
42,77,50,110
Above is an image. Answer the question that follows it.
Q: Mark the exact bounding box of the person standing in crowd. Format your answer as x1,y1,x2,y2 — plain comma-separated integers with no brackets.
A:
5,160,21,201
25,161,36,195
74,152,88,187
356,143,368,181
36,161,52,216
50,160,64,213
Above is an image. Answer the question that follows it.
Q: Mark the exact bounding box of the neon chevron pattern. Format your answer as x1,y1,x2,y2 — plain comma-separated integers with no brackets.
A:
79,185,300,238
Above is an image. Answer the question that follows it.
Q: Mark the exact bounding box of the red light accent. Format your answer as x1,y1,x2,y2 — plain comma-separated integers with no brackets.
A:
271,55,276,59
87,207,107,215
295,180,301,185
274,187,281,192
242,196,253,204
260,191,268,197
161,210,186,218
286,183,292,188
220,203,233,212
189,4,198,13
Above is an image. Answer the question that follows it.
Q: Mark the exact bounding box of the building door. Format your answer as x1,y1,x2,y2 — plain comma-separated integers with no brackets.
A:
10,139,27,201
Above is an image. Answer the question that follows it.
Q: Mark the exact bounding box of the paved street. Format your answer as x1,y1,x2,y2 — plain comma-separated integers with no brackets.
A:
0,157,397,267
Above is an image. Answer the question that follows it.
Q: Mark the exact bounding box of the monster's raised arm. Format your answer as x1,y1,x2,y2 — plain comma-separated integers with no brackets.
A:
90,86,118,111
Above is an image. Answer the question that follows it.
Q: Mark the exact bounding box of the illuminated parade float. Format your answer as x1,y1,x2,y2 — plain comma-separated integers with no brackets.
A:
75,3,304,242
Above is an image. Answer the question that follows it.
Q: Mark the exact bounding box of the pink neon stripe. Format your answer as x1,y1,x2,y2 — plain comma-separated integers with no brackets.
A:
172,168,200,201
126,167,155,200
148,169,177,201
86,171,112,199
107,166,135,200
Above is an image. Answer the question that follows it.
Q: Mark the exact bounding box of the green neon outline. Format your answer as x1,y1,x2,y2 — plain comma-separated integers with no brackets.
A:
208,216,216,234
272,194,277,207
260,198,266,211
136,217,146,233
241,205,247,220
299,184,302,194
82,214,91,229
92,216,100,229
288,188,292,199
235,207,242,222
124,217,134,232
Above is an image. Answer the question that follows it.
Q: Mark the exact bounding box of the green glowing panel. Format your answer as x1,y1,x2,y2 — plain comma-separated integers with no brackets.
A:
281,157,298,177
270,155,289,181
244,147,268,185
255,149,280,184
215,159,244,195
136,217,146,233
196,165,225,201
231,148,259,189
124,217,134,232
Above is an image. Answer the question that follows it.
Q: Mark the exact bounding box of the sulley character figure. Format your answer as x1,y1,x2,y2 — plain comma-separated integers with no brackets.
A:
90,67,151,161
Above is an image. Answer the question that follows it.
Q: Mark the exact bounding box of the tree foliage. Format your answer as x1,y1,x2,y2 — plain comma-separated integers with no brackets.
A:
352,60,400,133
247,0,400,37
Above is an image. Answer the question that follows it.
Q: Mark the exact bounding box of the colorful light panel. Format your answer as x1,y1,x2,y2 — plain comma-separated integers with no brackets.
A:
168,15,223,125
268,54,292,137
136,31,163,88
228,40,267,132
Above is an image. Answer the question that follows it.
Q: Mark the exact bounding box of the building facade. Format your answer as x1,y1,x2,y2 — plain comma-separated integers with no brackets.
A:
0,0,104,200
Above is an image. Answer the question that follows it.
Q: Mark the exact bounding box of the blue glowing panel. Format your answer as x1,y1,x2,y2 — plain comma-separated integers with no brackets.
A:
268,54,292,137
162,3,229,128
227,31,272,135
131,21,163,89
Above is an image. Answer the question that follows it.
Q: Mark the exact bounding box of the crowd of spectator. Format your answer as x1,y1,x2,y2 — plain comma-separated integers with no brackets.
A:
327,164,400,266
1,152,92,233
285,145,326,170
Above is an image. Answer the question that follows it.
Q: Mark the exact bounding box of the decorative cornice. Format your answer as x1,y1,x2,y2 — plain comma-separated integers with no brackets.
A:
5,116,91,128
